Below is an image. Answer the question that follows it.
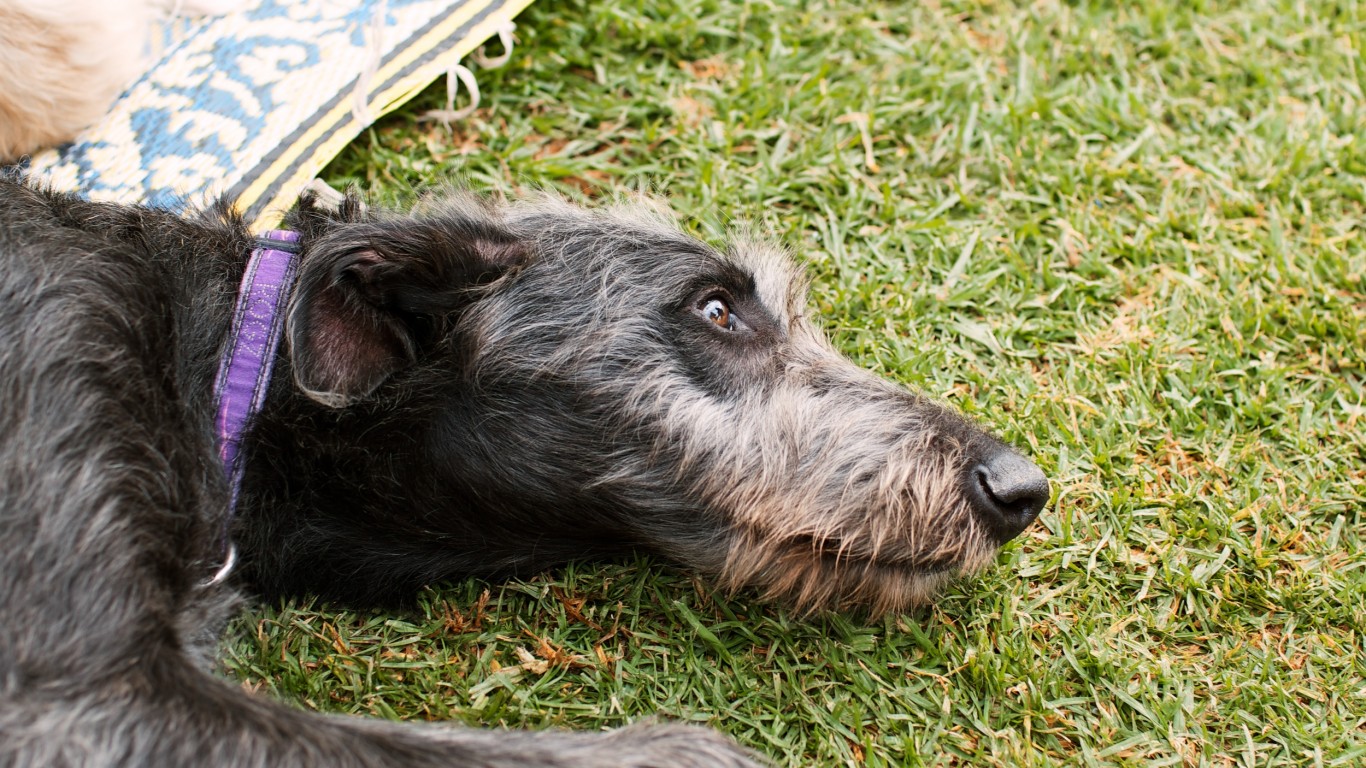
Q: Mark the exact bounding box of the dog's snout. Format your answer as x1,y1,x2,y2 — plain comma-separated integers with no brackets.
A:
966,449,1049,543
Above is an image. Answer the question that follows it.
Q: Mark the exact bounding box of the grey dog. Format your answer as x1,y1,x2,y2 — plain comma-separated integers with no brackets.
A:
0,178,1047,766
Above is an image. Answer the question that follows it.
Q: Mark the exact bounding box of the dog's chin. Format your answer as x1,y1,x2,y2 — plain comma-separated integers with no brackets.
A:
716,535,1000,617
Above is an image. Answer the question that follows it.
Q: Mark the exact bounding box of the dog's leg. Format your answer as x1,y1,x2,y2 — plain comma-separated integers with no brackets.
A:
9,661,760,766
0,236,758,768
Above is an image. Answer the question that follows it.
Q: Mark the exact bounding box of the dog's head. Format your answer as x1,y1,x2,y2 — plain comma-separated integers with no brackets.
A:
282,190,1047,614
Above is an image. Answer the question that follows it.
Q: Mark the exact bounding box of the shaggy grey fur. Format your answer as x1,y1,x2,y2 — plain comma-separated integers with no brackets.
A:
0,179,1046,766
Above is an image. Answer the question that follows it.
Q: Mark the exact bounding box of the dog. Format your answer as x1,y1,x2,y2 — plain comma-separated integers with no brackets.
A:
0,0,239,162
0,178,1048,766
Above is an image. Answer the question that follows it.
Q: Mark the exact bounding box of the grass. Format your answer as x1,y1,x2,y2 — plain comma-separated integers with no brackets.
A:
221,1,1366,765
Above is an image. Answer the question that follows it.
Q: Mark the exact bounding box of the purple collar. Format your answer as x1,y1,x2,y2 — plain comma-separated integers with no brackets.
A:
206,229,301,584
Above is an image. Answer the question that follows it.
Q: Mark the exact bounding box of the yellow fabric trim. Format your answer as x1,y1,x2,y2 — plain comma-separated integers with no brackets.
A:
240,0,534,229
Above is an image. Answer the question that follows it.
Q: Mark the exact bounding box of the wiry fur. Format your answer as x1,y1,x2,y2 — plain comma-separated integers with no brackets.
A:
425,195,1013,613
0,178,1045,765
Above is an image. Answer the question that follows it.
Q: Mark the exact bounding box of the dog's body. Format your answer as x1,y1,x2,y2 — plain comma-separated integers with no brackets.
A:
0,179,1047,766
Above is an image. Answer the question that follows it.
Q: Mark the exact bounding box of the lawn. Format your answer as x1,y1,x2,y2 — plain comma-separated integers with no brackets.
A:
221,1,1366,765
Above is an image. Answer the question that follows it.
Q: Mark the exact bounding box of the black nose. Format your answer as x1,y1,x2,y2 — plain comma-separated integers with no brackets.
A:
966,449,1049,543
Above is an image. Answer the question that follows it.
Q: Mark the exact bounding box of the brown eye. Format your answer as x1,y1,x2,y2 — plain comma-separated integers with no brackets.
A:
700,297,734,330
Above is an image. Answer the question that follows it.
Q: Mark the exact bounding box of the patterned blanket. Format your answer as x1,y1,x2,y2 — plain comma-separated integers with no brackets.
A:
16,0,530,229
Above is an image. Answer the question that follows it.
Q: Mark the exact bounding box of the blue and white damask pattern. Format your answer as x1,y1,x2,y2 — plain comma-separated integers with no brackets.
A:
20,0,528,228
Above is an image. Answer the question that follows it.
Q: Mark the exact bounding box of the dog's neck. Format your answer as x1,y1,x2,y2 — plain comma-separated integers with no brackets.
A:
205,230,301,584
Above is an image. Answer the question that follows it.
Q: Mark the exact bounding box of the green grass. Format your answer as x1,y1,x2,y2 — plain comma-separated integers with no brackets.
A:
221,1,1366,764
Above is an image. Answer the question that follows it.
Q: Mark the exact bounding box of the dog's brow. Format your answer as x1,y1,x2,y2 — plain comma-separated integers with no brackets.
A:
729,243,800,326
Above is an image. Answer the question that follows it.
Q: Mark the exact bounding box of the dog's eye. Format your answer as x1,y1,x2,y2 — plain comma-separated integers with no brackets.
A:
699,297,735,331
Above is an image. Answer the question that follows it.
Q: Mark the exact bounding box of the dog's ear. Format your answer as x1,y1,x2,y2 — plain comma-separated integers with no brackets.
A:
287,215,528,408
